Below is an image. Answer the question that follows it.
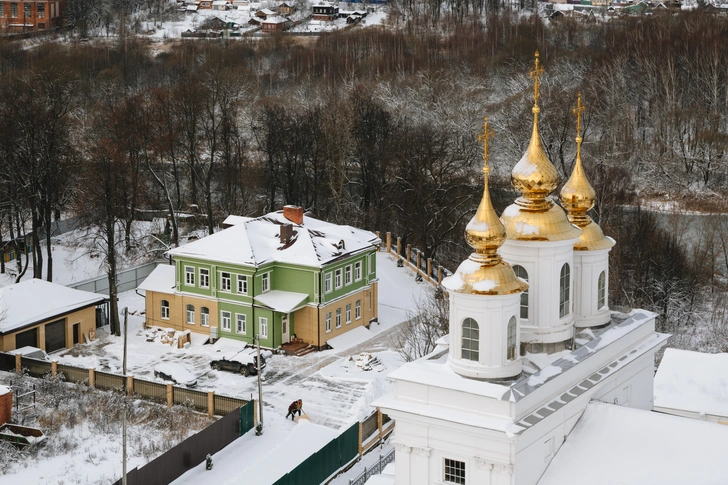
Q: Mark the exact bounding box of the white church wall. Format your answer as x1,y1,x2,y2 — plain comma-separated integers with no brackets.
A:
572,248,611,328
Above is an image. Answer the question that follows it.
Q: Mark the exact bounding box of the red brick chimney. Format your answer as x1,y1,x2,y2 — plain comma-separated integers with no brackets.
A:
283,205,304,225
0,386,11,426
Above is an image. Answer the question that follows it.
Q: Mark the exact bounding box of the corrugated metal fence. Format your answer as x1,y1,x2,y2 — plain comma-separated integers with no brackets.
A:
67,260,167,295
273,421,360,485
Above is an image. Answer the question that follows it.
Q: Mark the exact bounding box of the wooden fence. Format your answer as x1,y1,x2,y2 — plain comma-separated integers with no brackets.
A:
376,231,452,288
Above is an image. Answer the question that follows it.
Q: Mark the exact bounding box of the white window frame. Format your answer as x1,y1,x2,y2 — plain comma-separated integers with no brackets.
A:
262,272,270,293
161,300,170,320
186,304,195,325
201,307,210,327
236,313,247,334
221,311,231,331
199,268,210,288
325,312,332,333
335,308,342,328
354,261,362,281
237,274,248,295
324,272,332,293
335,268,342,289
355,300,361,320
345,265,352,285
221,272,232,292
346,303,351,324
259,317,268,338
185,266,195,286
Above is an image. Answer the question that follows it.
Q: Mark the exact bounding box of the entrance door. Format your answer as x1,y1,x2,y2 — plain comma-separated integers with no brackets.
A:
45,319,66,353
15,328,38,349
73,323,80,345
281,314,290,344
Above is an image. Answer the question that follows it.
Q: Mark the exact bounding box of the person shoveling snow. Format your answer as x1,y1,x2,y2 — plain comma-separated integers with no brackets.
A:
286,399,303,421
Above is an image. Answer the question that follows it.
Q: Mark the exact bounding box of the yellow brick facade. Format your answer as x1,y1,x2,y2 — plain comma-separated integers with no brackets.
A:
145,291,219,335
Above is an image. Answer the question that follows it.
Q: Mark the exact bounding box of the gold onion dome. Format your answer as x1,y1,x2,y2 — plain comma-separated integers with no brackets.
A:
559,93,615,251
501,51,582,242
444,118,528,296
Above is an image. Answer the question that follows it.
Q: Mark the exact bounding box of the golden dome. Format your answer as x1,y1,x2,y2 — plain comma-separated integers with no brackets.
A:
559,93,614,251
443,117,528,296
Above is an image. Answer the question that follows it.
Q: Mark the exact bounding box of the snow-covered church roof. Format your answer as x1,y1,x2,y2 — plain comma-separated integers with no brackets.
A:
167,210,380,269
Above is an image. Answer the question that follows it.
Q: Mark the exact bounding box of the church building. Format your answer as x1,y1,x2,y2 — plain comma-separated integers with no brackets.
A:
371,53,727,485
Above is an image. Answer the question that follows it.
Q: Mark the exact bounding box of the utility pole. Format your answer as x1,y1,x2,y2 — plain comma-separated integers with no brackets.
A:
256,334,263,434
122,307,128,485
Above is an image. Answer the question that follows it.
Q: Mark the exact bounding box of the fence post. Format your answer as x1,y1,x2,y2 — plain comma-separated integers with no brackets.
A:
358,421,363,456
15,354,20,374
416,251,422,273
406,245,411,264
427,258,432,280
208,391,214,418
254,399,258,424
51,361,57,377
396,237,402,257
89,368,95,388
386,232,392,253
438,266,443,285
127,375,134,397
167,384,173,408
377,407,383,439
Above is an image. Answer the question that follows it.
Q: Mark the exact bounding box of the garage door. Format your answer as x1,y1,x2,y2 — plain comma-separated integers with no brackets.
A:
45,319,66,353
15,328,38,349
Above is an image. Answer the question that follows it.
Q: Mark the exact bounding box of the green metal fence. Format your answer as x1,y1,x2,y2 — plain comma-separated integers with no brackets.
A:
273,421,359,485
240,400,255,435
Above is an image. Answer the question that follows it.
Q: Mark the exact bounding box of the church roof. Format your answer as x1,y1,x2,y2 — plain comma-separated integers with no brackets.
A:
537,401,728,485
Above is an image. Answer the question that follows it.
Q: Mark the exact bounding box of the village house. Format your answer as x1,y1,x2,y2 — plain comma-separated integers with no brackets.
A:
277,2,291,15
211,0,229,10
138,206,380,350
261,15,288,31
0,279,108,353
0,0,64,33
255,7,275,19
198,0,212,9
312,1,338,20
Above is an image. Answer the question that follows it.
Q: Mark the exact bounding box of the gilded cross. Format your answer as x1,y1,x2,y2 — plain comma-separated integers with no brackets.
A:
573,92,586,138
529,51,545,105
477,117,495,174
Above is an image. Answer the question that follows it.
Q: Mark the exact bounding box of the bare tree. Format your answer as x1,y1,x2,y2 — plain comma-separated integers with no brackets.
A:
394,287,449,362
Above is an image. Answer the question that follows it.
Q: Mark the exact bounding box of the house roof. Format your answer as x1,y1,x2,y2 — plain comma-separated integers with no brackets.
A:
167,211,379,269
0,279,106,334
259,8,275,14
137,265,176,295
654,348,728,417
537,401,728,485
263,16,287,23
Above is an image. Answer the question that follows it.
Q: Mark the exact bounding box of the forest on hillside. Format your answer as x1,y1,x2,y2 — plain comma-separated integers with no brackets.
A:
1,10,728,346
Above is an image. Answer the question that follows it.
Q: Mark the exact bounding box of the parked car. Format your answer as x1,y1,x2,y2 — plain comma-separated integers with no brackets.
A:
210,348,266,377
154,363,198,388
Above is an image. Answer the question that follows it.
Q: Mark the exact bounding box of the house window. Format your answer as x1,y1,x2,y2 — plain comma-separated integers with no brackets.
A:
11,2,17,17
345,265,352,285
262,272,270,293
559,263,570,318
23,2,29,17
161,300,170,320
0,3,5,17
201,307,210,327
221,311,231,331
444,458,465,484
461,318,479,361
513,265,528,319
259,317,268,338
507,316,517,360
598,271,606,309
37,3,43,17
335,308,341,328
237,275,248,295
325,312,331,333
355,300,361,319
185,266,195,286
354,261,362,281
346,304,351,324
199,268,209,288
324,272,332,293
236,314,246,334
335,268,342,289
221,272,231,292
186,304,195,325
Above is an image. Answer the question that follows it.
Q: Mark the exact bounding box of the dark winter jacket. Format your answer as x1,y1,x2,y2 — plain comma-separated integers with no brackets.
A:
288,401,301,412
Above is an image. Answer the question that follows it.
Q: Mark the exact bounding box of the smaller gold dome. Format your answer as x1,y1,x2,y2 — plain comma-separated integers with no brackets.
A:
443,258,528,296
575,221,615,251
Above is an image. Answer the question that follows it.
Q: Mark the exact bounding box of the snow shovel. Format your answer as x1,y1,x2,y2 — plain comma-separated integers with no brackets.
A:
295,412,310,422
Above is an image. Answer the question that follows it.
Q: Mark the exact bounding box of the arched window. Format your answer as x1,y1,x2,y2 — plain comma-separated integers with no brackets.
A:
200,307,210,327
461,318,479,361
598,271,606,309
559,264,570,318
161,300,170,320
507,316,517,360
186,304,195,325
513,265,529,319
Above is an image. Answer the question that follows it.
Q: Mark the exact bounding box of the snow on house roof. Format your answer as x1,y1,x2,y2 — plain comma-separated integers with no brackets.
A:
253,290,308,313
0,385,10,397
259,7,275,13
537,401,728,485
222,215,251,226
654,348,728,417
263,16,287,23
137,265,176,295
212,0,228,5
167,211,379,269
0,279,106,334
